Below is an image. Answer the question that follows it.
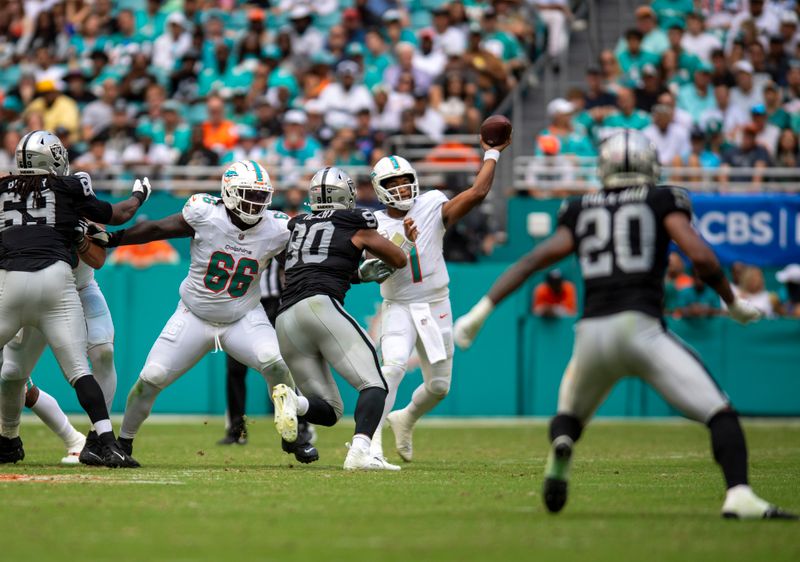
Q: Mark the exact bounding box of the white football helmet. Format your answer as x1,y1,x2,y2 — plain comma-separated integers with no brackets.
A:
371,155,419,211
15,130,70,176
308,166,355,211
221,160,273,224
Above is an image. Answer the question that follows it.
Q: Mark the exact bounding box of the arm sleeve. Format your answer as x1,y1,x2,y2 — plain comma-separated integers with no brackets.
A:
64,176,114,224
181,193,217,229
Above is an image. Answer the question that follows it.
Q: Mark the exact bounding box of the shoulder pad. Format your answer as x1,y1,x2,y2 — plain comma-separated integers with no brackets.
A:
182,193,221,227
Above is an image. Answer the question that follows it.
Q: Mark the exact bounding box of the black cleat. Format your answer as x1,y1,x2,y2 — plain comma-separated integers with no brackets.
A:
79,431,105,466
101,439,140,468
543,478,568,513
543,439,573,514
0,435,24,464
217,426,247,446
281,419,319,464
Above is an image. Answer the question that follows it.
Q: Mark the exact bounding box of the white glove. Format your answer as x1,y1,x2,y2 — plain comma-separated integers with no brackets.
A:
453,296,495,350
132,177,152,203
728,297,762,325
358,258,395,284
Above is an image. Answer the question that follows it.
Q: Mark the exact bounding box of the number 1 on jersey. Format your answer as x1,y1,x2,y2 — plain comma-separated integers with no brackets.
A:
409,244,423,283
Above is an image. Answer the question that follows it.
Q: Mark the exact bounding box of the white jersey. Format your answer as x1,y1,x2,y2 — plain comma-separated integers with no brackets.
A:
74,259,95,291
376,190,450,303
179,194,290,324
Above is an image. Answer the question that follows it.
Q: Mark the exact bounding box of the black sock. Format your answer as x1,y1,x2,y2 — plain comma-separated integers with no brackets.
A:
304,397,338,426
354,387,388,437
549,413,583,443
74,376,111,426
708,409,749,488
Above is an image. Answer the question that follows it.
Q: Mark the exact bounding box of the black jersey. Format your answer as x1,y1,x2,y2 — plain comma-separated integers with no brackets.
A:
279,207,377,313
0,174,113,272
557,184,692,319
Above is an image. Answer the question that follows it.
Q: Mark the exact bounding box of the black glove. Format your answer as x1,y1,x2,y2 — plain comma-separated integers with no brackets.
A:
74,220,90,252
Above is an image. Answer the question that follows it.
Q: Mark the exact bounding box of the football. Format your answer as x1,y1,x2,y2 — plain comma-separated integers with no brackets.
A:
480,115,513,147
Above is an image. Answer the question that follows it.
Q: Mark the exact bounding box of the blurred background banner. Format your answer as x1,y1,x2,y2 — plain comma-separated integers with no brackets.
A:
692,193,800,266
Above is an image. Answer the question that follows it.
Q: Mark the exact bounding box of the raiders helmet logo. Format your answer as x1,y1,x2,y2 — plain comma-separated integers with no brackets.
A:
49,143,66,163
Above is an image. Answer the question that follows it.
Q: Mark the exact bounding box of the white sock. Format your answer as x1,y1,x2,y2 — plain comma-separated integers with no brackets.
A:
120,378,161,439
30,388,78,445
371,365,404,457
405,383,444,422
88,343,117,413
94,418,112,435
297,395,309,416
0,378,27,439
351,433,371,453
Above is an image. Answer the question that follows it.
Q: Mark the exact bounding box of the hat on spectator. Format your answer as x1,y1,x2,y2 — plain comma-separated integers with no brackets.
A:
732,60,754,74
780,11,798,26
641,63,658,77
442,40,463,57
36,80,59,93
284,109,307,125
167,12,188,28
763,80,779,92
750,103,766,115
346,43,365,57
248,8,266,21
343,7,360,20
537,134,561,155
703,116,723,135
382,9,402,22
635,6,655,18
419,28,435,40
432,5,449,16
263,44,281,60
690,126,705,140
306,99,325,114
336,60,360,77
289,6,312,19
113,99,129,113
468,22,482,35
546,98,575,116
776,264,800,284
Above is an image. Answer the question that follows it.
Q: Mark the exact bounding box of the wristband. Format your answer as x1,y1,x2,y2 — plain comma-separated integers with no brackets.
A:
132,191,146,204
483,149,500,162
106,230,125,248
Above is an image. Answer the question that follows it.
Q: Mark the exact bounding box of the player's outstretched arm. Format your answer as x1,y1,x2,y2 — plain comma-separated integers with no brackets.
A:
454,226,574,349
107,177,153,225
353,229,408,269
664,212,761,324
102,213,195,248
74,220,107,269
441,138,511,227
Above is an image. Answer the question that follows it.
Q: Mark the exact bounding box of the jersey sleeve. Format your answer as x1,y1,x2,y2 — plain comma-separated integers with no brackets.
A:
181,193,219,229
337,208,378,230
555,197,581,234
651,185,693,220
62,175,113,224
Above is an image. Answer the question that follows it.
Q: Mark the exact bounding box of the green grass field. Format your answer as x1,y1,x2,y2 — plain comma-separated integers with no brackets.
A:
1,419,798,562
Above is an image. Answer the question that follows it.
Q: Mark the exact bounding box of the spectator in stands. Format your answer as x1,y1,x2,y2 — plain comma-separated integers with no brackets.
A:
635,64,667,113
625,6,669,56
763,81,790,129
411,92,446,142
532,270,577,317
267,109,323,170
738,265,777,318
413,29,447,78
677,273,721,318
701,84,749,139
152,12,191,73
747,104,781,158
779,12,800,57
617,28,661,84
74,133,115,181
537,98,595,157
120,52,158,104
63,70,96,109
710,48,735,88
178,125,220,168
774,129,800,182
202,95,239,154
288,6,325,63
430,5,466,56
721,124,770,188
765,37,789,87
664,251,694,314
121,130,173,170
141,100,191,161
381,10,417,52
481,6,526,75
681,127,711,183
325,127,367,167
170,52,200,101
652,0,695,31
681,12,722,63
384,42,433,92
584,65,617,109
463,23,510,108
729,61,765,116
535,0,572,65
24,80,80,139
0,129,21,172
598,49,624,93
318,60,374,130
644,103,690,166
599,87,651,139
666,24,701,78
725,0,780,54
353,107,380,162
677,61,716,124
776,264,800,317
658,48,690,91
786,62,800,114
430,72,480,134
221,125,268,165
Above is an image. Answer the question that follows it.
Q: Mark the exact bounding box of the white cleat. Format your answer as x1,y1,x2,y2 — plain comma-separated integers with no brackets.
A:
386,410,414,462
722,485,798,520
61,433,86,465
272,384,298,443
343,443,402,471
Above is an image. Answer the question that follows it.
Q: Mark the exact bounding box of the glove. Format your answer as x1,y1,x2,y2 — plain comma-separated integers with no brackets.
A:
358,258,395,284
73,219,90,252
728,297,762,325
453,296,495,350
87,223,110,247
132,177,152,203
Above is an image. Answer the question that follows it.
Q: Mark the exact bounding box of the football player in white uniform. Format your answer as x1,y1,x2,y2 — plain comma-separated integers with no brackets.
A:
94,161,315,463
3,235,117,465
367,138,511,466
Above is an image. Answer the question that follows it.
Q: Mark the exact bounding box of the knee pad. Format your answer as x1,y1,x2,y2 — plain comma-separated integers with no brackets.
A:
425,377,451,398
0,360,25,382
24,384,40,408
129,377,162,401
88,343,114,370
139,362,170,389
260,357,294,389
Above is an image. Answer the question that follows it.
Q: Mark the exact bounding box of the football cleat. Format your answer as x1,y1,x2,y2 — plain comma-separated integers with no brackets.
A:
61,432,86,465
386,410,414,462
217,425,248,446
343,442,371,470
0,435,25,464
543,435,574,514
367,456,402,471
101,439,140,468
721,485,799,520
79,431,105,466
272,384,298,443
281,439,320,464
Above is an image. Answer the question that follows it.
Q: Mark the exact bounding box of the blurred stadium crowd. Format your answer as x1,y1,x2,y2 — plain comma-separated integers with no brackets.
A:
534,0,800,188
0,0,546,187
